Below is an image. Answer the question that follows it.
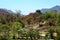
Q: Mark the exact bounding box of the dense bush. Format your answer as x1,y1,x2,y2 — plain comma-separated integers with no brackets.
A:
44,12,52,19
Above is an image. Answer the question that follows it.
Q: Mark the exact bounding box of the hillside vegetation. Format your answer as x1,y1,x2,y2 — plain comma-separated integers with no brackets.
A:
0,9,60,40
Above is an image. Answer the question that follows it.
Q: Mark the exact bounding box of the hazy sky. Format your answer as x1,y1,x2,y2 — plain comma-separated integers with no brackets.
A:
0,0,60,15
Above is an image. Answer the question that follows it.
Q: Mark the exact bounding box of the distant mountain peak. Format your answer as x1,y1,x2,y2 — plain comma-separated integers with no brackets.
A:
41,5,60,13
54,5,60,7
0,8,13,14
51,5,60,9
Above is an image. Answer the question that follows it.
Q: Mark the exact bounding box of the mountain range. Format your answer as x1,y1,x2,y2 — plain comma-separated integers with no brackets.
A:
0,8,13,14
0,5,60,14
41,5,60,13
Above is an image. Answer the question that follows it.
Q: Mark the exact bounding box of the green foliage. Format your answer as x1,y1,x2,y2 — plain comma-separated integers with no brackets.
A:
56,26,60,40
44,12,52,19
48,27,55,33
48,27,55,39
0,25,12,40
12,22,22,28
56,14,60,26
0,9,60,40
28,29,40,40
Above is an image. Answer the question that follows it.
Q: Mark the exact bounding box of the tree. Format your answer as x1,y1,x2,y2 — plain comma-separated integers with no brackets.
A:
36,10,42,14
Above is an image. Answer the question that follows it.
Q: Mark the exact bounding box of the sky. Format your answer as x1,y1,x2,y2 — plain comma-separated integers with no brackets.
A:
0,0,60,15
